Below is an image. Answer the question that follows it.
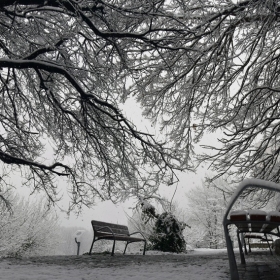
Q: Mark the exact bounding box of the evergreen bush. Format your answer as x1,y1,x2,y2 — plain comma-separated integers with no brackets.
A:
149,212,186,253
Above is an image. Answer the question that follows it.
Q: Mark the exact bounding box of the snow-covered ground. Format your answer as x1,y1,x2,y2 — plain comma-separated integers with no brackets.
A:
0,249,230,280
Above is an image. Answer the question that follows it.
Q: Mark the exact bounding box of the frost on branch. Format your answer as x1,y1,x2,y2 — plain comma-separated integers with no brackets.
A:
0,191,59,257
0,0,193,210
3,0,280,209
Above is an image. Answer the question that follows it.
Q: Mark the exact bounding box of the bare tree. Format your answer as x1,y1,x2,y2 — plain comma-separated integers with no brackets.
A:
0,0,195,210
2,0,280,210
123,0,280,184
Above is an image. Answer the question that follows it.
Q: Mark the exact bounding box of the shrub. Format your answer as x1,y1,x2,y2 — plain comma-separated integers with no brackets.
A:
149,212,186,253
0,192,59,257
138,199,187,253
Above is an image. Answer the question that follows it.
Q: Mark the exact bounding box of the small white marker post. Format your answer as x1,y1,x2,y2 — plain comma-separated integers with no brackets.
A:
74,230,85,255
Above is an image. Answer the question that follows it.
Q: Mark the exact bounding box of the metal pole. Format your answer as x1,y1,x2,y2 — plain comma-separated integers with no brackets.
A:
75,237,81,256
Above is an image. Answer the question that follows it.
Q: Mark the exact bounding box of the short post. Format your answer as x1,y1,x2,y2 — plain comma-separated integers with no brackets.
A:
74,230,85,256
75,237,81,256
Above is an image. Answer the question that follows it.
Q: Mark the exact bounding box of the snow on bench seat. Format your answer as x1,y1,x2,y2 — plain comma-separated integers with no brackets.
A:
267,211,280,222
248,209,267,231
229,209,280,233
230,210,249,231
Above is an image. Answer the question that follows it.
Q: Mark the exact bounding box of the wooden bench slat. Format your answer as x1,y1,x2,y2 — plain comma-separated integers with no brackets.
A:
229,210,280,234
96,235,145,242
247,209,267,232
230,210,249,231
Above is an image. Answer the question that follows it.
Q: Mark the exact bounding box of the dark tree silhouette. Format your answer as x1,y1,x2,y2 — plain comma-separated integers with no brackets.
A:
0,0,191,209
1,0,280,210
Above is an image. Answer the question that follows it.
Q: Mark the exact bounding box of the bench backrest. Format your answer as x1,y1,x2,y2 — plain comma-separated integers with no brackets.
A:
91,220,129,236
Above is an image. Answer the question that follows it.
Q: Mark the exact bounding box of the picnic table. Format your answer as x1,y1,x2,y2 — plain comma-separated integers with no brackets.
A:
223,178,280,280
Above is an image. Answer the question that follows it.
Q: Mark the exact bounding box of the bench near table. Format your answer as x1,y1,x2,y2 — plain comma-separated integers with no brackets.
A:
243,233,273,253
89,220,147,256
223,179,280,280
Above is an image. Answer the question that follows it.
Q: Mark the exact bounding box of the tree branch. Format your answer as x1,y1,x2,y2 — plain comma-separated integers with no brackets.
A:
0,150,70,176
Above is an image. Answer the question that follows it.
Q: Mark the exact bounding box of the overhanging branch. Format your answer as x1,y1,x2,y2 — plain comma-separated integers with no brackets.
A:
0,150,70,176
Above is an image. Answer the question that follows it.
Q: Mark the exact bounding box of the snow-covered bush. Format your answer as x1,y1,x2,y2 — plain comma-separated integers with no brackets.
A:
185,177,230,249
149,212,186,253
138,199,186,253
0,192,59,257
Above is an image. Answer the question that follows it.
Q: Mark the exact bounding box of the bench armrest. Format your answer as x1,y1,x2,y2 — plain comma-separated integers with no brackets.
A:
129,231,146,239
223,178,280,224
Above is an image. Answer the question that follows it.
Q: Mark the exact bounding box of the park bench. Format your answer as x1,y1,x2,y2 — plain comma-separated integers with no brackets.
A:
243,233,273,253
89,220,147,256
223,178,280,280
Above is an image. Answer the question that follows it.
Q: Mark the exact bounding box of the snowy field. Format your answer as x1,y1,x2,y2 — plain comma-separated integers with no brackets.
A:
0,249,230,280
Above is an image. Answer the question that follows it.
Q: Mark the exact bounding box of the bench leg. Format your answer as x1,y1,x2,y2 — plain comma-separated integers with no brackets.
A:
248,242,251,253
123,242,129,255
111,239,116,256
237,231,246,265
123,241,146,255
143,240,146,255
89,238,96,255
265,234,273,256
244,238,248,255
224,224,240,280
